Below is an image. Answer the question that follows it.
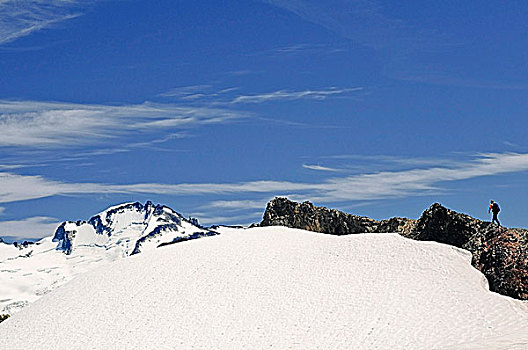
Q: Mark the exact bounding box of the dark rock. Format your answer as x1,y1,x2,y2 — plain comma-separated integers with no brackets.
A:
261,197,382,234
471,227,528,300
407,203,490,247
409,203,528,300
52,222,76,255
88,215,107,235
188,217,200,227
0,314,10,323
377,217,417,236
260,197,528,300
156,231,219,248
131,223,181,255
261,197,416,235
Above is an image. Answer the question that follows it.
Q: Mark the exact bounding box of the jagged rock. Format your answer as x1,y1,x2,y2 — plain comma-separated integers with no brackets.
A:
472,227,528,300
406,203,490,246
261,197,380,234
409,203,528,300
377,217,417,235
261,197,416,235
260,197,528,300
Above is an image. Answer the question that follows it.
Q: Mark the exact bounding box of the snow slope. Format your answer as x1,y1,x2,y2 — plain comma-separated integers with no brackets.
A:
1,226,527,349
0,201,216,314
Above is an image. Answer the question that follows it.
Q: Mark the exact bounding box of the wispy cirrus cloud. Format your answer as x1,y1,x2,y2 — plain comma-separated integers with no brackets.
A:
157,85,214,98
302,164,340,172
0,164,24,170
320,154,466,170
2,153,528,205
248,42,348,58
204,200,270,211
0,100,246,147
0,216,60,240
230,87,363,104
0,0,92,46
158,85,363,105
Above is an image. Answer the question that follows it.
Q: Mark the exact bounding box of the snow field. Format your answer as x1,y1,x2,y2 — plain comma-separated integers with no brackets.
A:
1,226,527,349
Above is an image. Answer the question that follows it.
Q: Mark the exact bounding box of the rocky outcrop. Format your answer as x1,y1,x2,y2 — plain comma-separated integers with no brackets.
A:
260,197,528,300
404,203,490,245
261,197,416,235
407,203,528,299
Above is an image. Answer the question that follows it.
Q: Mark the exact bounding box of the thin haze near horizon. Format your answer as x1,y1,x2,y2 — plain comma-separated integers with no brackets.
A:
1,0,528,241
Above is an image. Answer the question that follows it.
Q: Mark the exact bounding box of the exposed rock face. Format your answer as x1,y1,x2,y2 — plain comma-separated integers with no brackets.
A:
408,203,528,300
261,197,416,235
473,227,528,300
260,197,528,300
261,197,381,234
405,203,490,245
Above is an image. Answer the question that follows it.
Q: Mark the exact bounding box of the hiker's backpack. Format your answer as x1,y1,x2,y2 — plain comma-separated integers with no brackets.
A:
493,202,500,213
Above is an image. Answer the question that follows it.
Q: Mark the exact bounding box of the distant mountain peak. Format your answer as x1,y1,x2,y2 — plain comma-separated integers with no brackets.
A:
52,201,216,256
0,200,218,315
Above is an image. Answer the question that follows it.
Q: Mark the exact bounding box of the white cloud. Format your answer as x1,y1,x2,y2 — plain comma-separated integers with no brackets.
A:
324,154,463,167
230,87,363,104
312,153,528,202
158,85,240,101
302,164,340,172
0,172,101,203
0,0,88,45
0,164,23,170
205,200,270,210
0,216,60,240
0,100,246,147
1,153,528,205
157,85,362,106
157,85,213,97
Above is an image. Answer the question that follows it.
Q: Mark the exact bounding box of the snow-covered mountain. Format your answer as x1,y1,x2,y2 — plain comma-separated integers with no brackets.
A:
0,201,217,314
2,227,528,349
52,200,214,256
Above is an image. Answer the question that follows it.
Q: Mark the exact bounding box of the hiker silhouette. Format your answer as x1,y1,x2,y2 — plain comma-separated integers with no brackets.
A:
488,200,501,226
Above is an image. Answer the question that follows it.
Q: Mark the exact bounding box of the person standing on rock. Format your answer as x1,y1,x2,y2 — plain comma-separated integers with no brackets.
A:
488,200,501,226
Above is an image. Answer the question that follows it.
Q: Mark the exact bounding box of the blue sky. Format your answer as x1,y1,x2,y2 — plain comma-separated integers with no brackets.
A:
1,0,528,241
